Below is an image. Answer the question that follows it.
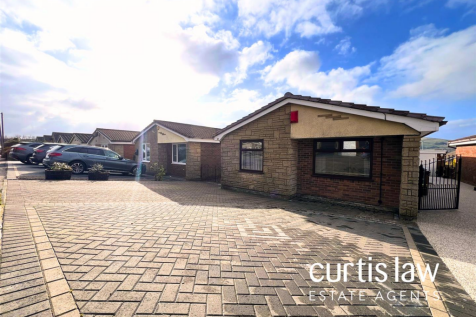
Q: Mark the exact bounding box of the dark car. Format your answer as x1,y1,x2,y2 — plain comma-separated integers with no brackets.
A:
43,145,145,175
31,143,60,164
9,142,43,164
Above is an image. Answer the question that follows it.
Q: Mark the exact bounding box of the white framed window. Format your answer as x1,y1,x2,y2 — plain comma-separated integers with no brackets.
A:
142,143,151,162
172,143,186,164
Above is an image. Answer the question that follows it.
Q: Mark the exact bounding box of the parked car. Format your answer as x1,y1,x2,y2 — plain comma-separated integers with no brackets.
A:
8,142,43,164
43,145,146,175
31,143,60,164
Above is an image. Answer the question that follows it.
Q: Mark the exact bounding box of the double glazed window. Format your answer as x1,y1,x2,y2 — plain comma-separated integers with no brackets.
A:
172,143,186,164
240,140,263,172
142,143,150,162
314,139,372,178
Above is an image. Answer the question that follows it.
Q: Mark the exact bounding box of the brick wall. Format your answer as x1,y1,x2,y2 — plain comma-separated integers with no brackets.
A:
456,145,476,185
164,144,186,178
297,137,403,209
221,106,298,197
122,145,135,160
399,136,421,218
134,127,158,175
201,143,221,181
186,142,201,180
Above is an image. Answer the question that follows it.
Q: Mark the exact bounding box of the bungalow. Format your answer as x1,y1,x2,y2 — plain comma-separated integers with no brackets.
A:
133,120,220,180
87,128,139,159
69,133,93,145
215,92,446,218
43,135,53,142
449,135,476,186
52,132,74,144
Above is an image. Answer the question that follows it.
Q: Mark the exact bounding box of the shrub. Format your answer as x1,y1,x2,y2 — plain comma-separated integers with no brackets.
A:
47,162,72,171
89,163,107,173
149,163,166,181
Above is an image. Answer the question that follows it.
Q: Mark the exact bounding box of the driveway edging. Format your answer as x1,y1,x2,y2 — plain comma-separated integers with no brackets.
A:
25,206,80,317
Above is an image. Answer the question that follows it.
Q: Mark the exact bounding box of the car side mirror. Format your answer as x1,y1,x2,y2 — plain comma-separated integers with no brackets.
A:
119,156,123,160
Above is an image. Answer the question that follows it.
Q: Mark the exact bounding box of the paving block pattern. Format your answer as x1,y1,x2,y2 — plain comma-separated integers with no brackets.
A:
0,206,53,317
2,179,475,316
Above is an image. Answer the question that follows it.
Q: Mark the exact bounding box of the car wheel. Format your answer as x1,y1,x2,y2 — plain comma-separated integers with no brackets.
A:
24,155,33,165
132,165,146,176
69,161,86,174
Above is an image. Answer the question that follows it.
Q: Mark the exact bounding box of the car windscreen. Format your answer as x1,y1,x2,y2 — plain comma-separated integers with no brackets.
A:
28,143,42,147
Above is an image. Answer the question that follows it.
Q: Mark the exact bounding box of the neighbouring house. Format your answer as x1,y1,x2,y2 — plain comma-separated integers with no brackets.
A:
133,120,220,180
43,135,53,142
420,149,447,164
215,92,446,218
449,135,476,186
35,136,45,142
70,133,93,145
87,128,139,159
52,132,74,144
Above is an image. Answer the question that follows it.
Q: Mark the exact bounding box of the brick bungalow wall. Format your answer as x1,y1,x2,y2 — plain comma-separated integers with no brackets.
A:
297,136,403,209
201,143,221,180
134,127,158,174
186,143,201,180
221,105,298,197
110,144,135,160
159,143,186,178
456,145,476,186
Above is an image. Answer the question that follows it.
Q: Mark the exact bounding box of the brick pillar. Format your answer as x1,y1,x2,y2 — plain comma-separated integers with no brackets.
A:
186,142,201,180
399,136,421,218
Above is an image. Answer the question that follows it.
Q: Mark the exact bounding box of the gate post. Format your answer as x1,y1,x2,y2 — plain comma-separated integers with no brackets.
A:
399,136,421,219
456,156,462,209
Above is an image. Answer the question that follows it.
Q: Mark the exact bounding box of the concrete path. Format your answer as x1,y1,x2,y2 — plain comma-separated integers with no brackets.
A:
419,181,476,301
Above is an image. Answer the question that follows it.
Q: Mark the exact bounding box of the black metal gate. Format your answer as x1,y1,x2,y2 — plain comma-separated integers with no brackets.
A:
201,164,221,182
418,154,462,210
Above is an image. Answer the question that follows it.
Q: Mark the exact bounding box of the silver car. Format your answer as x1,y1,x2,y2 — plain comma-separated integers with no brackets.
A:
9,142,43,164
43,145,145,175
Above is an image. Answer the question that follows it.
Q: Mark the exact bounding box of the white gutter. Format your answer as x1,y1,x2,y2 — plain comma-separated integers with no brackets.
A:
448,140,476,147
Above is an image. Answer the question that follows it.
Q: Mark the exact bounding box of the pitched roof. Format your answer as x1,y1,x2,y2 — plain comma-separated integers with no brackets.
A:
153,120,220,139
52,132,74,143
448,134,476,146
95,128,139,142
35,136,45,142
72,133,93,143
216,92,447,136
43,135,53,142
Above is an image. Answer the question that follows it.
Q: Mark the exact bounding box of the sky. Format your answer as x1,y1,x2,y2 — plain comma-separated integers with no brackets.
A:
1,0,475,140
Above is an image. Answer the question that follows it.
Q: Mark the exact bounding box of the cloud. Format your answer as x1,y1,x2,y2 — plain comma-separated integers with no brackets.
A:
237,0,341,38
225,41,273,85
446,0,476,11
177,25,240,76
263,50,379,104
377,24,476,99
334,37,356,55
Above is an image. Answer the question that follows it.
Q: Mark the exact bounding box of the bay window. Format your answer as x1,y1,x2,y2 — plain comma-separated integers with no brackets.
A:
314,139,372,178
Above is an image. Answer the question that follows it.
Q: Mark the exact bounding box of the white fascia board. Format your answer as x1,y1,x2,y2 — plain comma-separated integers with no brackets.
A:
214,98,441,140
109,142,135,145
448,140,476,147
132,122,156,143
186,138,220,143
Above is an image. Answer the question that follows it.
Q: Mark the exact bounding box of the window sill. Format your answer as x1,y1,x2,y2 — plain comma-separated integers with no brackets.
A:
239,169,264,174
142,160,150,163
312,173,372,181
172,162,186,165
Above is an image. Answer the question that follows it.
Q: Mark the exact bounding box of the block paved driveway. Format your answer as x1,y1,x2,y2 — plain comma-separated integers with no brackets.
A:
1,180,475,317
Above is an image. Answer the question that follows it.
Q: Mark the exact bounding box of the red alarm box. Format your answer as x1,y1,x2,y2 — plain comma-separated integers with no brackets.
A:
290,111,298,123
